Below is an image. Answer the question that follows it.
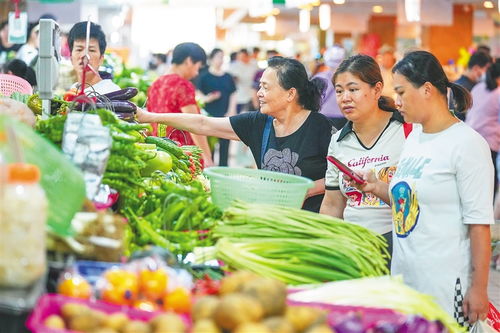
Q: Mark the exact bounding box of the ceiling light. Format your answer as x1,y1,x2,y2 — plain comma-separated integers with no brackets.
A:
484,0,494,8
299,9,310,32
405,0,421,22
319,4,331,30
372,5,383,13
265,15,276,36
333,0,345,4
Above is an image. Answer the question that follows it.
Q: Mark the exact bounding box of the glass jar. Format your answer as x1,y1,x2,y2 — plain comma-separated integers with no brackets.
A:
0,163,48,287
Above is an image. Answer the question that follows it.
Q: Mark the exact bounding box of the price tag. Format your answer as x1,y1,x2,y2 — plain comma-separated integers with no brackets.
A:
8,11,27,44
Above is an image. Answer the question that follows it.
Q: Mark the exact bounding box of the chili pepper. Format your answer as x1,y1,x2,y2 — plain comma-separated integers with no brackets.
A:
110,129,138,143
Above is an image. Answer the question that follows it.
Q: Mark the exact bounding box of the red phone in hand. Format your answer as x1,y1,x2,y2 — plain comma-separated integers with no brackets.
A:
326,155,365,185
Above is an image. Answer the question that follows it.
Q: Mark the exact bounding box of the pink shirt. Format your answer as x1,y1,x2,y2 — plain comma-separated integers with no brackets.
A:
466,81,500,152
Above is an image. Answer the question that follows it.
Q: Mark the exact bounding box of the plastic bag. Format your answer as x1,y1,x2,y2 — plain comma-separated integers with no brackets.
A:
470,320,497,333
487,301,500,331
0,115,85,236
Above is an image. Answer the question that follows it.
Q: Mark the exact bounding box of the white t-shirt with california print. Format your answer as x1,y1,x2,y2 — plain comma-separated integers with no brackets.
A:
389,122,494,317
325,114,408,234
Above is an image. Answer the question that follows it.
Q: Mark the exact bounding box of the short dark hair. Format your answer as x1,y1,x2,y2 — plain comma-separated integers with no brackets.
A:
209,48,223,60
171,42,206,65
267,56,325,112
68,21,107,55
467,51,491,69
485,58,500,91
477,44,491,55
393,50,472,113
3,59,37,87
334,54,396,112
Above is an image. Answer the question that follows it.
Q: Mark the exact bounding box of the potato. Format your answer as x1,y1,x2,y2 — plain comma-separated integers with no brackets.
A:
192,295,220,321
122,320,150,333
234,322,272,333
285,306,326,333
305,324,334,333
214,293,264,331
241,277,287,316
91,328,118,333
192,319,221,333
263,316,295,333
43,315,65,329
68,313,100,332
61,302,89,319
219,271,259,295
150,312,186,333
103,312,129,331
88,309,107,326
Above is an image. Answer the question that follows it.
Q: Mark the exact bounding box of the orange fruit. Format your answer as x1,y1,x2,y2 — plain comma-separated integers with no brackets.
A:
163,287,191,314
57,274,92,299
139,268,168,301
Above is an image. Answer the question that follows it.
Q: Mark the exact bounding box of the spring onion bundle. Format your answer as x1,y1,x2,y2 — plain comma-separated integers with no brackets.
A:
200,201,390,284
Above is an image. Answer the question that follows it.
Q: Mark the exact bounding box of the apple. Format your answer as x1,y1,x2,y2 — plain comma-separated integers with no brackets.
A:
141,150,173,176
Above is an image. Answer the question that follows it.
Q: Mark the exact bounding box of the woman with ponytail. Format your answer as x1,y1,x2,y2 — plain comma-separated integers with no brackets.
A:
355,50,493,326
320,54,411,263
138,56,334,212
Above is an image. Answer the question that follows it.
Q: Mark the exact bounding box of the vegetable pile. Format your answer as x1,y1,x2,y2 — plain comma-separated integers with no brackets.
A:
35,107,220,256
196,201,389,285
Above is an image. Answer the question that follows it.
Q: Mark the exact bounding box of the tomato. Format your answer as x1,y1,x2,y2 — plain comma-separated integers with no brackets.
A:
63,90,78,102
139,268,168,301
163,287,191,314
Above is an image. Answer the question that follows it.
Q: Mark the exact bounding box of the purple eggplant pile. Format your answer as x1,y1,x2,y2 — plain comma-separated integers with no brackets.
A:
75,87,140,122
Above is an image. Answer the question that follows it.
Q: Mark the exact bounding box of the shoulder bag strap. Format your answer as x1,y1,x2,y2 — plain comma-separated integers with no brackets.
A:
261,116,273,168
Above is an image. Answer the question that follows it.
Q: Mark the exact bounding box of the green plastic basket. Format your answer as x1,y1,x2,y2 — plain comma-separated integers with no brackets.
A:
203,167,314,210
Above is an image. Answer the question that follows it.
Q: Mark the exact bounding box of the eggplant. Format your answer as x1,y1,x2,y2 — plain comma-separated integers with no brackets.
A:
101,87,138,101
74,100,137,113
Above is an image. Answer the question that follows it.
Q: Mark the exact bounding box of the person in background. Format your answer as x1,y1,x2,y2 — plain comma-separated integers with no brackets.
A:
313,45,347,129
251,46,261,62
454,52,491,92
358,50,493,325
16,23,39,67
147,42,214,166
320,54,409,265
377,44,396,98
228,48,258,114
68,21,120,94
149,53,168,76
0,21,22,66
138,57,334,212
195,48,237,166
466,58,500,196
476,44,491,57
3,58,37,87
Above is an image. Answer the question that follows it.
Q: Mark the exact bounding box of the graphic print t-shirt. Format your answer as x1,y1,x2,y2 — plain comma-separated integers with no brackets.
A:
230,111,334,212
389,122,494,316
325,116,407,234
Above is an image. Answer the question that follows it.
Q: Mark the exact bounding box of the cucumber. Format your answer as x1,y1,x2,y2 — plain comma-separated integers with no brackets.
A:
145,136,185,159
